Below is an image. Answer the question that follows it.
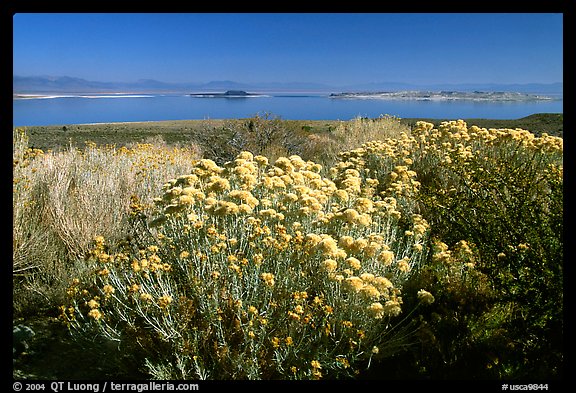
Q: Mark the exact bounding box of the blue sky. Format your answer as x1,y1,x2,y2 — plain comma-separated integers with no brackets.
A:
12,13,563,86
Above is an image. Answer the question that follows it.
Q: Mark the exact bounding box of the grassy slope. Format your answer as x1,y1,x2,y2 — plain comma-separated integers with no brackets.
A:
400,113,563,138
21,114,562,152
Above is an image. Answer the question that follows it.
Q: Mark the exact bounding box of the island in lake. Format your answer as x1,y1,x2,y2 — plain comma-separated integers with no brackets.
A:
189,90,263,98
329,91,556,102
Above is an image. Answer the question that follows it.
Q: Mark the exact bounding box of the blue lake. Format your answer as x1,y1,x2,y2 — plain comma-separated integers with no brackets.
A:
12,93,563,126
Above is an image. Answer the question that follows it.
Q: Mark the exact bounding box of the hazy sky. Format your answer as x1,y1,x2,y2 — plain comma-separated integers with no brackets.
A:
12,13,563,86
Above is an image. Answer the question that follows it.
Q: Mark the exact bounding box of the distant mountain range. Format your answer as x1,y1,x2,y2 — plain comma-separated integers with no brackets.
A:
13,75,564,95
12,75,333,93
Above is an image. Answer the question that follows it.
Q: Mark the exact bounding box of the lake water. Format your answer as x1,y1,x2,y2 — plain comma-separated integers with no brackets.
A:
12,93,563,127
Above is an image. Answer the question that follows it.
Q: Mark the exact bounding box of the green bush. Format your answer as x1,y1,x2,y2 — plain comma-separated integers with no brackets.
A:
335,120,563,378
194,113,299,165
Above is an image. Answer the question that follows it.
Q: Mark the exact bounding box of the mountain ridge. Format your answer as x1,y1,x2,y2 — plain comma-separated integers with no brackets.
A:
13,75,564,95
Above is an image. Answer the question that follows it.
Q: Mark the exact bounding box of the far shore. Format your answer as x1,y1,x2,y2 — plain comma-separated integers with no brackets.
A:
12,93,155,100
14,94,54,99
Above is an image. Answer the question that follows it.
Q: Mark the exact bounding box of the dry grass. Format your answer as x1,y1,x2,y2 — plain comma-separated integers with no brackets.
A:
301,115,409,167
13,133,201,314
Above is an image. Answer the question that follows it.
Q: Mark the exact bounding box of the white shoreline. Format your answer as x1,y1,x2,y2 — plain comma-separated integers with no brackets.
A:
14,93,157,100
75,120,169,125
329,91,557,102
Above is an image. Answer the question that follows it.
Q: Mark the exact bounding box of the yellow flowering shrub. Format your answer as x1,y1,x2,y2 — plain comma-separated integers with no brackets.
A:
62,151,434,379
334,120,562,378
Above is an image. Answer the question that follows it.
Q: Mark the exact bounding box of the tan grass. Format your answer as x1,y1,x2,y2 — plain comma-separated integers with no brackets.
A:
300,115,410,167
13,131,201,313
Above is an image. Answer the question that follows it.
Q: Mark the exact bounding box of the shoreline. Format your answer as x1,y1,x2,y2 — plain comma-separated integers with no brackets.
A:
16,112,563,128
15,89,563,101
75,120,167,126
14,93,157,100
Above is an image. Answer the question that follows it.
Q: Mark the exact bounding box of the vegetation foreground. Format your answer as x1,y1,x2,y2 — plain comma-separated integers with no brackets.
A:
13,115,563,380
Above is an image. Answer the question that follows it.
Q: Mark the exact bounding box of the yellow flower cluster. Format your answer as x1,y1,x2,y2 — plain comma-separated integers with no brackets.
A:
334,120,561,205
157,294,173,309
417,289,435,305
260,272,275,288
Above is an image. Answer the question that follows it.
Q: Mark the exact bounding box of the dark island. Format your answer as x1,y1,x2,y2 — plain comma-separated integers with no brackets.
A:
189,90,261,98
